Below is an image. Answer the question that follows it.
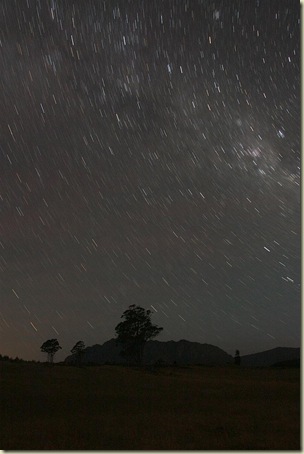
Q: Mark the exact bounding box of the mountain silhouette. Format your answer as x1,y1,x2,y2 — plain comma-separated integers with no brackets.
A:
241,347,300,367
65,339,233,365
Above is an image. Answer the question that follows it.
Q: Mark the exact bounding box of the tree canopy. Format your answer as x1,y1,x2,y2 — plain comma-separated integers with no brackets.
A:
115,305,163,364
71,340,85,355
40,339,62,363
71,341,85,366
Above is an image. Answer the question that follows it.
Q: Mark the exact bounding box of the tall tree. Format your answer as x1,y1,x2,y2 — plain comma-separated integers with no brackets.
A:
71,341,85,367
115,305,163,364
234,349,241,366
40,339,62,363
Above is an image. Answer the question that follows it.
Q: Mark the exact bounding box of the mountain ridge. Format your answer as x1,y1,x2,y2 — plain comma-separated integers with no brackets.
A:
64,339,300,366
241,346,300,367
65,338,233,365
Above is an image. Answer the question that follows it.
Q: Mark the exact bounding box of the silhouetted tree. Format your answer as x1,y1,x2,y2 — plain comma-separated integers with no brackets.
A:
40,339,62,363
0,355,10,362
71,341,85,367
115,305,163,364
234,349,241,366
13,356,22,363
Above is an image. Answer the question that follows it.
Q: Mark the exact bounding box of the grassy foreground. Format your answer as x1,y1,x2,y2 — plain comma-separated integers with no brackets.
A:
0,361,300,450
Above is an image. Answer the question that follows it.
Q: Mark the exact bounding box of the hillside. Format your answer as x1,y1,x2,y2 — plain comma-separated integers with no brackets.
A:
241,347,300,367
65,339,233,365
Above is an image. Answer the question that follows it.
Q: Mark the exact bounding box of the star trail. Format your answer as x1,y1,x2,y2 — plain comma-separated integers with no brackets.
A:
0,0,300,361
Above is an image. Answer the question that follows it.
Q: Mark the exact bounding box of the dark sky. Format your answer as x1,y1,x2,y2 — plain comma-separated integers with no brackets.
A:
0,0,300,361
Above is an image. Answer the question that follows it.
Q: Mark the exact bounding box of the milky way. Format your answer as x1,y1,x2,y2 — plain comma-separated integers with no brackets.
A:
0,0,300,361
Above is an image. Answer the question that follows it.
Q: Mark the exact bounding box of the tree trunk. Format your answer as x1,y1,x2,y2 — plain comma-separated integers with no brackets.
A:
48,353,54,364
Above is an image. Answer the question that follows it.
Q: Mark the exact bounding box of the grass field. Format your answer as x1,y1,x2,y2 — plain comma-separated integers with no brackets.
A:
0,361,300,450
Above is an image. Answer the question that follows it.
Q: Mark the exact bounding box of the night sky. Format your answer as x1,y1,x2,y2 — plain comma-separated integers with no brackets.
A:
0,0,300,361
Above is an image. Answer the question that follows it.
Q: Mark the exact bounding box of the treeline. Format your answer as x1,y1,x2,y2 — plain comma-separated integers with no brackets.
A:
41,305,163,365
0,354,38,363
1,305,243,366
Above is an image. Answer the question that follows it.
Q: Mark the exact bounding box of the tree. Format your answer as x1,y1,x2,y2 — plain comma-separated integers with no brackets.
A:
115,305,163,364
40,339,62,363
71,341,85,367
234,349,241,366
